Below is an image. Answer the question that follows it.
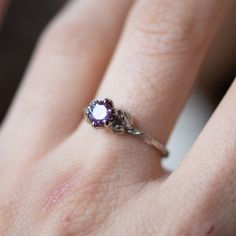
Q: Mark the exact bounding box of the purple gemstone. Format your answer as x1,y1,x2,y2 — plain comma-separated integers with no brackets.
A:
85,99,114,128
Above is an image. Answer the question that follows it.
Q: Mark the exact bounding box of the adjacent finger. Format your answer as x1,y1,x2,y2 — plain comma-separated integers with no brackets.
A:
155,78,236,234
0,0,134,162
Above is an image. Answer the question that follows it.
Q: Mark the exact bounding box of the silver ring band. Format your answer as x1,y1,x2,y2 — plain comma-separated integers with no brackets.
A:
85,98,169,158
126,127,168,157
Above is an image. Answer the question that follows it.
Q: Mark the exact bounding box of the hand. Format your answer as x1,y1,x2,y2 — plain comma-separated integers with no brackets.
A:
0,0,235,235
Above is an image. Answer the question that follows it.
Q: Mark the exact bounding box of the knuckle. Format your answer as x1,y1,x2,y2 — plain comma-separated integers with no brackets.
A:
53,183,106,235
0,160,118,235
160,197,220,236
43,163,121,235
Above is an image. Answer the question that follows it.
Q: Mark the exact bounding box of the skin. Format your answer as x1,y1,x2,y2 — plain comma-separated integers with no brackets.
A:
0,0,235,235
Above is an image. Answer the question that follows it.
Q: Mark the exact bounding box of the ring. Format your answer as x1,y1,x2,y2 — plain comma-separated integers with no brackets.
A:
84,98,169,157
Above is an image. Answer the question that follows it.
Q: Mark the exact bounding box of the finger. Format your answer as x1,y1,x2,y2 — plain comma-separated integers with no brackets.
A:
155,78,236,234
0,0,134,162
71,0,232,180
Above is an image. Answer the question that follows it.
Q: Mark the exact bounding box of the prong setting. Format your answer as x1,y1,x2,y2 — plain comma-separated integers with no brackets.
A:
84,98,169,157
84,98,115,128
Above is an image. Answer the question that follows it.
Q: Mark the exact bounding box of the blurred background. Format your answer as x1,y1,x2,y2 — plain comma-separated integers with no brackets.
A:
0,0,235,170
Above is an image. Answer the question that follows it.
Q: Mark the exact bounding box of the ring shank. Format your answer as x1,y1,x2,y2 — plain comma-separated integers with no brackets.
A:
85,100,169,158
126,128,168,157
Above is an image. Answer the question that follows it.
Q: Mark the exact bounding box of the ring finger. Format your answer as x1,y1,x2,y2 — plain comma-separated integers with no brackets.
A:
71,0,232,181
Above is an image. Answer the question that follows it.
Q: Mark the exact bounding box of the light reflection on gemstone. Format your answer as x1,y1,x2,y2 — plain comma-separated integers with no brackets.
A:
92,104,108,120
85,99,114,128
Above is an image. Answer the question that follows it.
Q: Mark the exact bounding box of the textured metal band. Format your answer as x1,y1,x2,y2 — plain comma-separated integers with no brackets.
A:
107,109,169,157
85,98,169,158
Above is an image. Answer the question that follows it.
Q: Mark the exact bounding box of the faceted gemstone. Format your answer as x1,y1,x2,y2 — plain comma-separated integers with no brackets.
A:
85,99,114,128
92,104,108,120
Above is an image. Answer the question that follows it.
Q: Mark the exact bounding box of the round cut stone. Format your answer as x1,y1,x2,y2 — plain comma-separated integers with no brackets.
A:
92,104,108,120
85,99,114,128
